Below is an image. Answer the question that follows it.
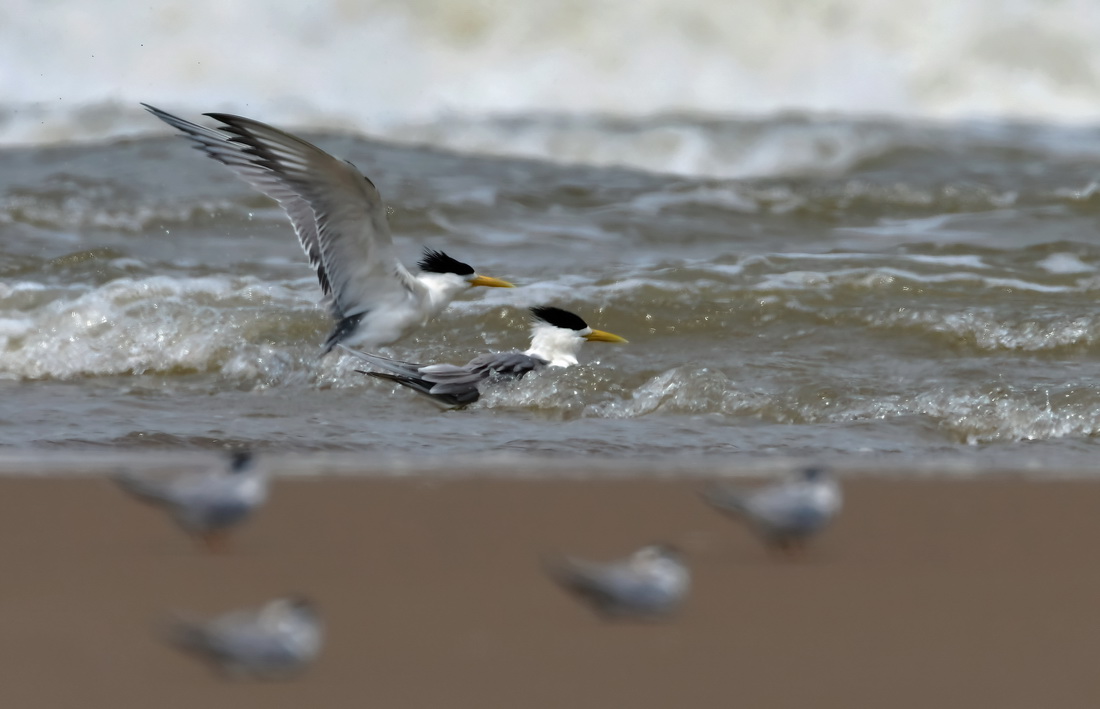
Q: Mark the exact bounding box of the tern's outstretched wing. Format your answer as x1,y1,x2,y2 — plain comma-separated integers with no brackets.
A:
143,105,422,322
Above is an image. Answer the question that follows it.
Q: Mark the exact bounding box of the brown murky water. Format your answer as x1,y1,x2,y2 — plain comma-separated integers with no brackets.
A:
4,117,1100,469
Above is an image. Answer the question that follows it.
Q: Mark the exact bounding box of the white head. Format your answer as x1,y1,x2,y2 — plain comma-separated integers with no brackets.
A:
631,543,684,567
416,249,513,312
630,543,690,595
525,306,627,367
264,596,323,658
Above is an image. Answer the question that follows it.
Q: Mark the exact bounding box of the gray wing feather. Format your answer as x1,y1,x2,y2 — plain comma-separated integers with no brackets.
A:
167,612,283,668
335,344,424,377
340,346,547,403
419,352,547,394
549,558,650,612
143,105,422,319
115,471,177,505
699,486,750,515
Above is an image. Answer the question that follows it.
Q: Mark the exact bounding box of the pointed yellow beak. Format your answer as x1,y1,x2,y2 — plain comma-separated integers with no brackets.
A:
585,329,628,344
469,275,515,288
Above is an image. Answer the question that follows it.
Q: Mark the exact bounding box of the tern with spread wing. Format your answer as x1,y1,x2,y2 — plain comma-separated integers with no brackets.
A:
114,450,268,552
143,104,514,353
545,544,690,619
163,596,322,679
339,306,627,407
701,466,842,553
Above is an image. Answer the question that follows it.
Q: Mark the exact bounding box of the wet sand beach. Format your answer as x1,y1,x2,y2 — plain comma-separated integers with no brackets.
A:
0,474,1098,708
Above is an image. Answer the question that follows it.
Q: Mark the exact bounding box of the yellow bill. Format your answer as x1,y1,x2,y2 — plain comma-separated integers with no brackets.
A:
470,275,515,288
585,329,628,343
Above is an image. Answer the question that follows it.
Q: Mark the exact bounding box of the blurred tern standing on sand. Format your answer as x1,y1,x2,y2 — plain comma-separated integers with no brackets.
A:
545,543,690,618
114,450,268,552
163,596,322,679
700,466,842,553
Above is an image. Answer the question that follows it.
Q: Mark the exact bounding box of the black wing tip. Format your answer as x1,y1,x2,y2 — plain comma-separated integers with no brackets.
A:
141,103,187,126
801,465,831,480
139,103,246,131
418,248,475,276
202,111,253,128
321,313,366,355
530,306,588,331
363,370,401,381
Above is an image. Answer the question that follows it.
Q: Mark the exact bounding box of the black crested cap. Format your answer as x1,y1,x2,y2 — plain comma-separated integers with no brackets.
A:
283,595,319,613
801,466,829,481
418,248,474,276
227,450,254,473
530,306,589,331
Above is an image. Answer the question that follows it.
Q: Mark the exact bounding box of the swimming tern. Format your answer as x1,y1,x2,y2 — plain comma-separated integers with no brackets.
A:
338,306,627,407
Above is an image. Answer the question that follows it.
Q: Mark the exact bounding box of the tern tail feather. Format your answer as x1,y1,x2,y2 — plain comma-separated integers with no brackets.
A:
699,486,751,516
162,613,217,657
114,471,174,506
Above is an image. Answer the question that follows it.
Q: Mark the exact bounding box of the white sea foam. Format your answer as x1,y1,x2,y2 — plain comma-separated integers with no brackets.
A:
629,187,760,215
580,366,1100,446
871,310,1097,352
5,0,1100,177
0,275,317,380
1037,253,1095,274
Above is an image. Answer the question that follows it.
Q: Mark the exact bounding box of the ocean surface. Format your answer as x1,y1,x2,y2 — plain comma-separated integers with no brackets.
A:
3,0,1100,469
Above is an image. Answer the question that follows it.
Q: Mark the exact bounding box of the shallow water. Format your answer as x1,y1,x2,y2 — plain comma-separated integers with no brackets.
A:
3,112,1100,469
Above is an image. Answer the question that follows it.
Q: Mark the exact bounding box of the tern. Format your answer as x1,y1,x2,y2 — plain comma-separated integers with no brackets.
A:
545,544,690,619
114,450,268,552
338,306,627,407
143,104,514,353
700,466,842,553
163,596,322,679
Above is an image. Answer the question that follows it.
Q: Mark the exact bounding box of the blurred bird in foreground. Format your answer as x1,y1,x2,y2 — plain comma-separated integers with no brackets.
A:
163,596,322,679
114,450,268,552
341,306,627,408
544,543,689,619
700,466,842,554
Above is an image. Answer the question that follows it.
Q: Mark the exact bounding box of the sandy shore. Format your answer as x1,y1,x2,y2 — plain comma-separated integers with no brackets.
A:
1,474,1098,708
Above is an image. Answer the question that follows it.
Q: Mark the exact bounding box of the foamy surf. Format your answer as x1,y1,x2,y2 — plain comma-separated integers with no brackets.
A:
7,0,1100,178
4,95,1100,466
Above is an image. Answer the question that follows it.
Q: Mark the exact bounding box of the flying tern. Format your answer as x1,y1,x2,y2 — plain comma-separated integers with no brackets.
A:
143,104,514,353
338,306,627,407
700,466,842,553
163,596,322,679
114,450,268,552
545,543,690,619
